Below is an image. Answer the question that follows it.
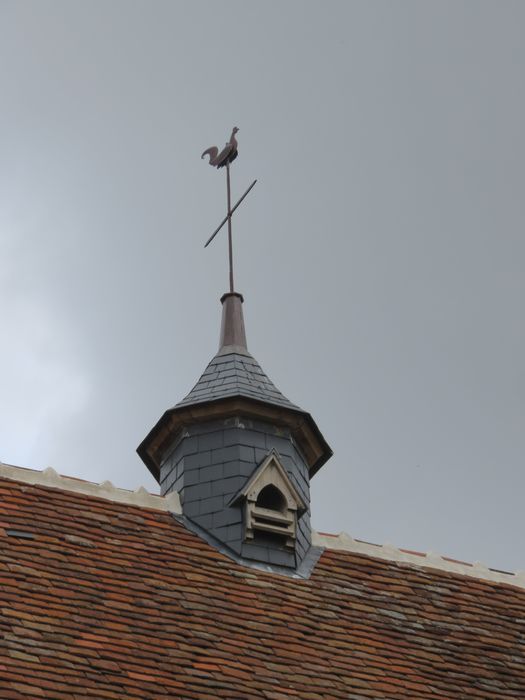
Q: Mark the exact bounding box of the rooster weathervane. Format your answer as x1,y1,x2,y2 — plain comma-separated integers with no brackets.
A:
202,127,257,293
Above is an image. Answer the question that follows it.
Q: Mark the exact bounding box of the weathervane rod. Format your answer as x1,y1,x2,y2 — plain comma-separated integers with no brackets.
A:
226,162,234,293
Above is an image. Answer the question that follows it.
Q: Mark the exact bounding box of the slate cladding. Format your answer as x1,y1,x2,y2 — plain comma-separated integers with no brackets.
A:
2,474,525,699
174,349,303,413
159,415,312,569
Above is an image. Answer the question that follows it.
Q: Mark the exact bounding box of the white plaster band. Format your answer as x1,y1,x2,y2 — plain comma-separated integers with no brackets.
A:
0,462,181,513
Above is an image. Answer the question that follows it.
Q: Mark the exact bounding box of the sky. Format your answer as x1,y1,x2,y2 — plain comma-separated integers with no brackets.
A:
0,0,524,573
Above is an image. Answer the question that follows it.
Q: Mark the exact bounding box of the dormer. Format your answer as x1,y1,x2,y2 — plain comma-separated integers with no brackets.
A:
231,450,306,549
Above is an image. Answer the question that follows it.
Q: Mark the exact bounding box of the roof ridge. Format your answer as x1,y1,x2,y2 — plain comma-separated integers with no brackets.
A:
1,462,523,590
0,462,181,513
312,531,525,590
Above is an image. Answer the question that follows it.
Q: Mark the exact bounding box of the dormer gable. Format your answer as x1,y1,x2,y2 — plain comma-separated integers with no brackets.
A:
230,449,306,549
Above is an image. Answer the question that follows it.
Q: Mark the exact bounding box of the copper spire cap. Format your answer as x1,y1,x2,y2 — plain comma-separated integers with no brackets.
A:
218,292,248,355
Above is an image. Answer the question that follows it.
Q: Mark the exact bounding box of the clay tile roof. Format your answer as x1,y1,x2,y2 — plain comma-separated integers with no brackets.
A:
2,470,525,699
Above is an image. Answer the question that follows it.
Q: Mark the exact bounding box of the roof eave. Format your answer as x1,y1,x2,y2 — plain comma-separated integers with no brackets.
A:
137,395,332,483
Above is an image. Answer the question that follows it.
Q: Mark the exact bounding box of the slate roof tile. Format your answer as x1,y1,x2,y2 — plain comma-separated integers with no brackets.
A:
1,474,525,698
175,351,303,412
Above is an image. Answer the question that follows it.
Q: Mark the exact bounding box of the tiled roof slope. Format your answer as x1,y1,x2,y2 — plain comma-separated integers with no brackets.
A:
1,475,525,699
175,350,303,412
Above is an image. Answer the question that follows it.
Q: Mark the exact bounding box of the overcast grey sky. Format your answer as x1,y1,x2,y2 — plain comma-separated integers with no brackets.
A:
1,1,524,572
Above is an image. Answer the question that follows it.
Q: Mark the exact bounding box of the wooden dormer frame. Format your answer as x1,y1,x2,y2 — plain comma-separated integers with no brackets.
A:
230,450,307,549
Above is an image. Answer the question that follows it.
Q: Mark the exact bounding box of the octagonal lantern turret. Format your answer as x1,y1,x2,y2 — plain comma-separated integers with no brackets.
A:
137,292,332,571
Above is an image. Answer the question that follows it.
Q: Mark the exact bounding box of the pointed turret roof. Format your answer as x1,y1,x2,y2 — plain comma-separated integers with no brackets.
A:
176,293,302,412
175,351,303,412
137,292,332,481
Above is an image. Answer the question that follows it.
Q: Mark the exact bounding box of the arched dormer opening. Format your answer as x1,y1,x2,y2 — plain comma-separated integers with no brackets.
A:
256,484,287,513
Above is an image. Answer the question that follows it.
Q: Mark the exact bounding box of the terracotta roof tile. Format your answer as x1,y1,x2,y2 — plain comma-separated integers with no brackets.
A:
1,473,525,698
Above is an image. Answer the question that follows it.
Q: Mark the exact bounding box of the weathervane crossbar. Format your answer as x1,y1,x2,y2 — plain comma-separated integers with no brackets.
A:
204,178,257,249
